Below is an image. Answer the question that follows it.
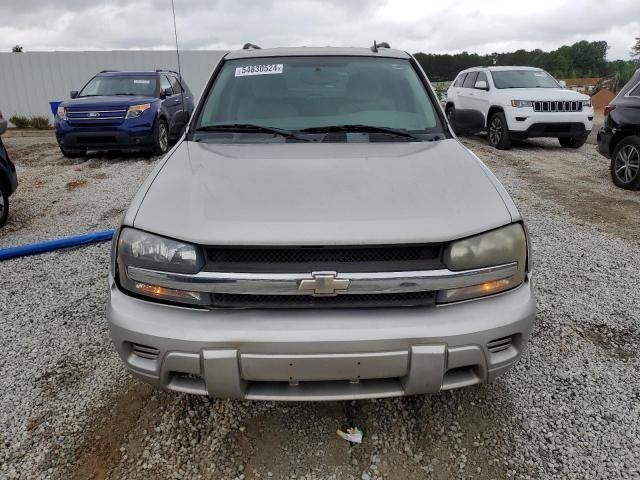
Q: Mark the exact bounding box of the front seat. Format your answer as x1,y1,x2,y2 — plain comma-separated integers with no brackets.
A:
237,75,297,122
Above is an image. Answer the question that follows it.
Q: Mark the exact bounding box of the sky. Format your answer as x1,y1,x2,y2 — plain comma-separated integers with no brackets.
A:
0,0,638,60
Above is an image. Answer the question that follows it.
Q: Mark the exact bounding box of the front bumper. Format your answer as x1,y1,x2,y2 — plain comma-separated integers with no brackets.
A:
107,274,536,401
504,107,593,137
55,122,154,151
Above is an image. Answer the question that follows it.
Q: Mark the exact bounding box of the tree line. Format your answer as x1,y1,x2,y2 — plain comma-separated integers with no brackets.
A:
415,40,639,84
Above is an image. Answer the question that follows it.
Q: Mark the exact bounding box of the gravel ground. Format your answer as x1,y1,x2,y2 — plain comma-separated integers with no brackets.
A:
0,132,639,480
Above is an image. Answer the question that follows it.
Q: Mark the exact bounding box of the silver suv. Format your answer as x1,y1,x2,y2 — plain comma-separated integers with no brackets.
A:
107,44,535,401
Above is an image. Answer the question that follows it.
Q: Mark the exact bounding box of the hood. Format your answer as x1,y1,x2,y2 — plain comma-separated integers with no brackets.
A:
501,88,588,101
132,139,514,245
61,95,155,108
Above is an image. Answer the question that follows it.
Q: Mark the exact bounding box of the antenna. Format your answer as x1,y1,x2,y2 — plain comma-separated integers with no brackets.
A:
171,0,186,121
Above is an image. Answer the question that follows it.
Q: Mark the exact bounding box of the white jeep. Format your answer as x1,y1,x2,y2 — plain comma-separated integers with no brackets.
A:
445,66,593,149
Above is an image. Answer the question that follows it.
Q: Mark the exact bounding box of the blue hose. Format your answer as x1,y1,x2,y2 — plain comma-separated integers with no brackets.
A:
0,230,115,261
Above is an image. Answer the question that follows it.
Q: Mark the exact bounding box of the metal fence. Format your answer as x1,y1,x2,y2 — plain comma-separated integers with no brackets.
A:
0,50,226,122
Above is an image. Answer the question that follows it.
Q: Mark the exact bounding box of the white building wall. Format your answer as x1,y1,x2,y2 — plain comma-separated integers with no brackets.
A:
0,50,226,121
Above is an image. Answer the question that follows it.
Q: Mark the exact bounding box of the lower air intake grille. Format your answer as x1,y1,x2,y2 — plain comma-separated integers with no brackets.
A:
131,343,160,360
487,336,513,354
212,291,436,309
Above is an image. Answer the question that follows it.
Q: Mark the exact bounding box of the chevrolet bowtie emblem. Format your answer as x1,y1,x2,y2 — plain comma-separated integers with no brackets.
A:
299,272,351,296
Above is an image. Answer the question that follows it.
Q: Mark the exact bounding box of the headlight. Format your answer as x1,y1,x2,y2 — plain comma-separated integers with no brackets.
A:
582,99,592,108
511,100,532,108
439,223,528,303
116,228,206,305
57,105,67,121
125,103,151,119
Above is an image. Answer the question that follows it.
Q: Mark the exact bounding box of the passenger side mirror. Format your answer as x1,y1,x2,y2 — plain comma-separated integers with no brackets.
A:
449,109,485,136
160,88,173,99
70,90,79,99
474,80,489,90
558,80,567,88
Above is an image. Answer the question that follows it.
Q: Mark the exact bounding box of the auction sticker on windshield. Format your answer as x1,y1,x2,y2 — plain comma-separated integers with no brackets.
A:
235,64,284,77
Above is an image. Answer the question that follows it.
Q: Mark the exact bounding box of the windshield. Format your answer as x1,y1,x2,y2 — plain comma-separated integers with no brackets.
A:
79,75,158,97
491,70,559,89
195,56,443,138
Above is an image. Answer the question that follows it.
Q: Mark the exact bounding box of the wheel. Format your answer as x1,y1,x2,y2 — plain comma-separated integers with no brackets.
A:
610,136,640,190
488,112,512,150
559,134,588,149
60,146,82,158
0,182,8,228
153,119,169,156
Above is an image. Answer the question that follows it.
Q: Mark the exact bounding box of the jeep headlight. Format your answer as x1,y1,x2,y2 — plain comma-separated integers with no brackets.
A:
438,223,528,303
582,98,592,108
116,228,206,305
57,105,67,121
125,103,151,119
511,100,533,108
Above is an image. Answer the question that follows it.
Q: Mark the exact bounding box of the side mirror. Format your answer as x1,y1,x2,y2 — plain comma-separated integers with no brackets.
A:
474,80,489,90
449,109,485,136
160,88,173,99
70,90,79,99
558,80,566,88
0,115,7,136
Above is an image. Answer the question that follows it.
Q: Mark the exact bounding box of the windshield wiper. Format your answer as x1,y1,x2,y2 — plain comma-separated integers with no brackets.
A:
195,124,309,141
114,93,138,96
300,124,429,141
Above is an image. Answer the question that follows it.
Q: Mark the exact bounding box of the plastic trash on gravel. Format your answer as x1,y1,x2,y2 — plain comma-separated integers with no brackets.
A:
336,426,363,443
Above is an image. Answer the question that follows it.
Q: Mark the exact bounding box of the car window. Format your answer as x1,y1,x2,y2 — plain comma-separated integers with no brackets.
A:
475,71,488,87
629,82,640,97
160,75,172,94
462,72,478,88
79,75,158,97
453,73,467,87
491,70,559,89
196,56,444,135
169,75,183,94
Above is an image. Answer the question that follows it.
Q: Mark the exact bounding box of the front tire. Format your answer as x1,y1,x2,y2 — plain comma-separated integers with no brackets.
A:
610,136,640,190
488,112,512,150
153,119,169,156
559,134,588,149
0,183,9,228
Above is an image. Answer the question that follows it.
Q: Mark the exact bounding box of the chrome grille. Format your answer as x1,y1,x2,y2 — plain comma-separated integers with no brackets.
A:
532,101,582,112
66,107,127,125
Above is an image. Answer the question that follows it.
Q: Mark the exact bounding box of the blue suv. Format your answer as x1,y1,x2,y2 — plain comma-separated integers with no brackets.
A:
55,70,194,157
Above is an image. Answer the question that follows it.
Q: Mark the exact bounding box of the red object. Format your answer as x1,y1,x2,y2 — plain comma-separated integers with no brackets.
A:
603,104,616,115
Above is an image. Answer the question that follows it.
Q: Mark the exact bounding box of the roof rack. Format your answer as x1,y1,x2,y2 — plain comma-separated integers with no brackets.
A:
370,41,391,53
99,69,119,73
242,43,262,50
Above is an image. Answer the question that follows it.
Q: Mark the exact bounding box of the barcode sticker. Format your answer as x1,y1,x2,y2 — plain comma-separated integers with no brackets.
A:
235,64,284,77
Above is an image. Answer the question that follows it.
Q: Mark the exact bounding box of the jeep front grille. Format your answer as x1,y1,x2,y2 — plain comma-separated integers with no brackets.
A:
532,101,582,113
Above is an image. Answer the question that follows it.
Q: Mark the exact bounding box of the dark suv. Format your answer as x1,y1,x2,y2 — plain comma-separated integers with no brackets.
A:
0,110,18,228
55,70,194,157
597,68,640,190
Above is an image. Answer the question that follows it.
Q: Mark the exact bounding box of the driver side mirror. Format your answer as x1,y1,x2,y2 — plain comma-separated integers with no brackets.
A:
160,88,173,99
558,80,567,88
474,80,489,90
70,90,79,99
449,109,485,136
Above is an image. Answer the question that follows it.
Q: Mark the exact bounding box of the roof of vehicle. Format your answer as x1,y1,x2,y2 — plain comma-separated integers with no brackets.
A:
225,46,411,60
460,65,544,73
